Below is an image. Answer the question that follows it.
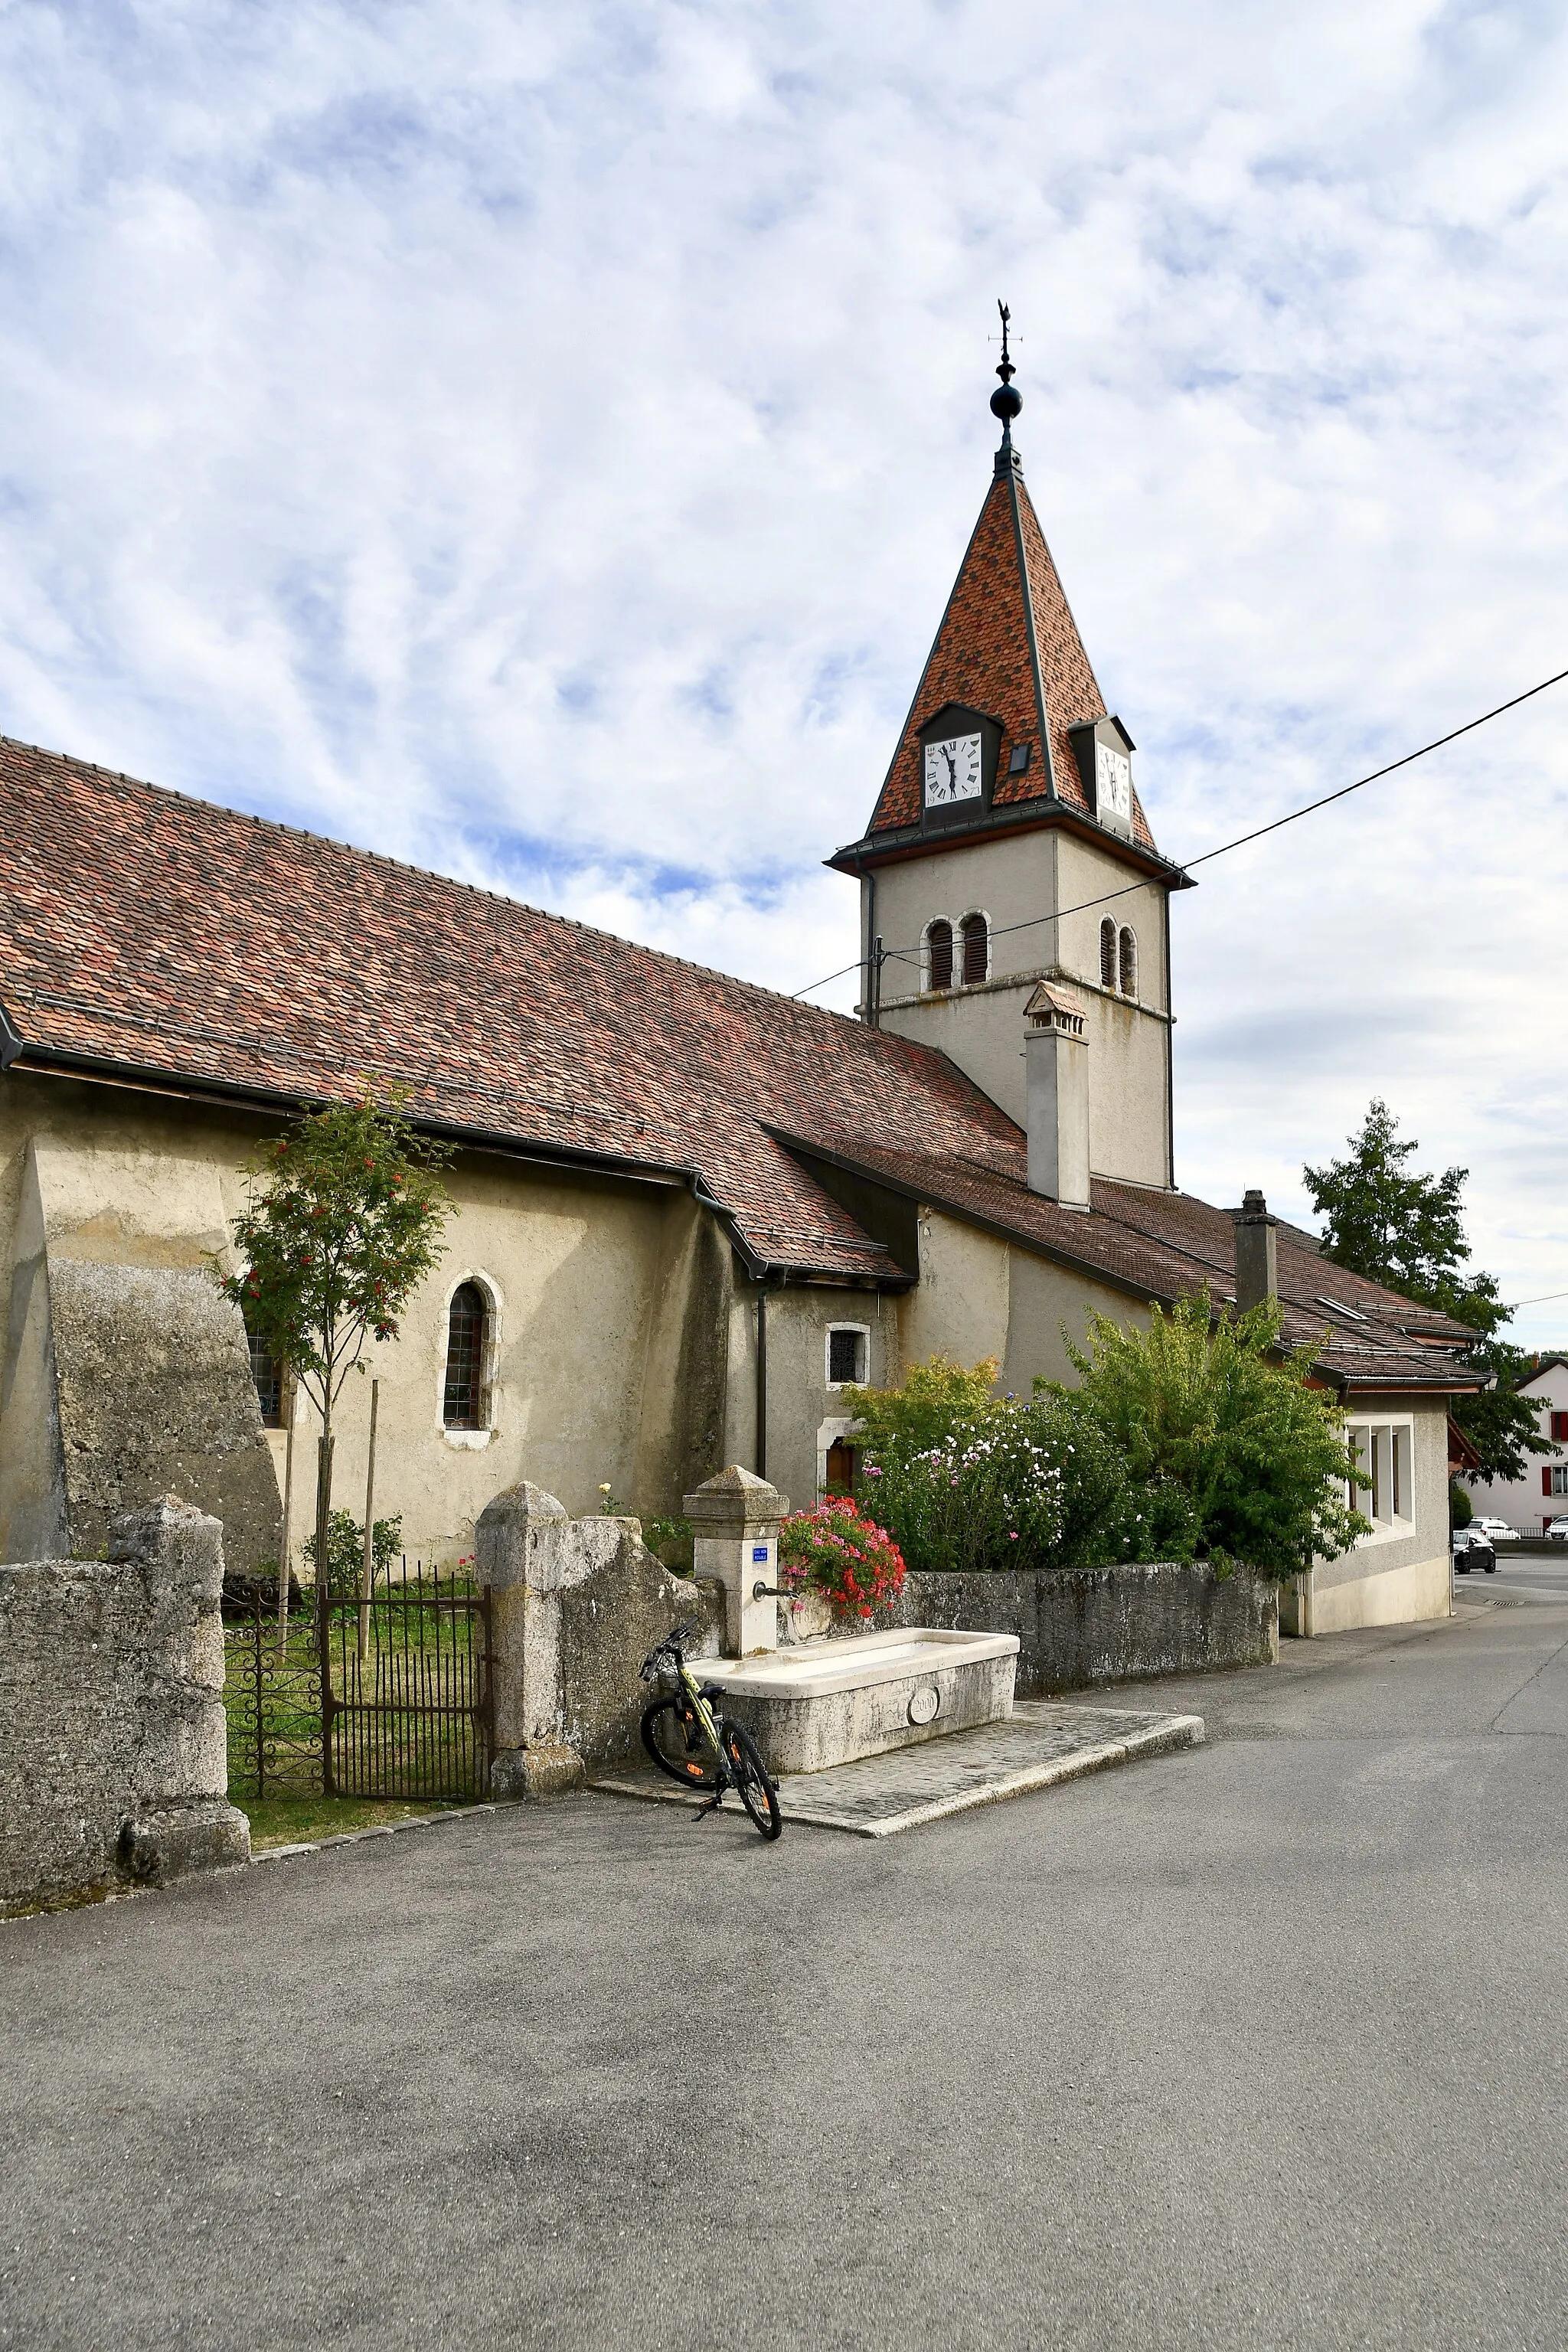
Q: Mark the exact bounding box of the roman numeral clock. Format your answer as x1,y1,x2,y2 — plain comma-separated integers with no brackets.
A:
916,702,1002,829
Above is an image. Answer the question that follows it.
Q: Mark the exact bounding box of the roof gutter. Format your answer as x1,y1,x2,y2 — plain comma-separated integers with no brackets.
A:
5,1033,907,1294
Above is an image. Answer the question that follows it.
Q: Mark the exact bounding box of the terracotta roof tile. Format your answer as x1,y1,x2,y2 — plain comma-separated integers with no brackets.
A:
0,733,1478,1396
864,455,1157,852
0,737,1020,1282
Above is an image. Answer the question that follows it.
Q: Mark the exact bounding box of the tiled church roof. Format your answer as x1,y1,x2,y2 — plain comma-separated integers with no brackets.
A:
0,734,1475,1393
861,450,1158,851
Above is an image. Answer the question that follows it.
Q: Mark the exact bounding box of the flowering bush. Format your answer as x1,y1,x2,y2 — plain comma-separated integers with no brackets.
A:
846,1361,1197,1576
779,1498,906,1620
858,1400,1069,1576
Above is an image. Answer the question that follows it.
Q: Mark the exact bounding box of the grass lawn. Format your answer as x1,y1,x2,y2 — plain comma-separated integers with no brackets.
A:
238,1795,477,1851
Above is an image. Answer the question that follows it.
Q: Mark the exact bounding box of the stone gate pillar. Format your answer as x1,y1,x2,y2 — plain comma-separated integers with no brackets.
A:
474,1481,585,1799
684,1466,785,1657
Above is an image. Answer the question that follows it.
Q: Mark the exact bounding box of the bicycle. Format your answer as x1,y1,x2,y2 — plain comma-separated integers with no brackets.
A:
638,1617,782,1841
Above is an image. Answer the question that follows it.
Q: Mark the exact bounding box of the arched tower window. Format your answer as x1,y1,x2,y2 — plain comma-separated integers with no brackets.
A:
443,1282,488,1429
1119,926,1138,1000
926,920,953,992
1099,916,1117,989
959,912,988,985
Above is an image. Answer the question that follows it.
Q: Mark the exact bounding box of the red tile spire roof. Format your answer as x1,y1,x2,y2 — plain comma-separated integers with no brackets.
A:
861,428,1158,853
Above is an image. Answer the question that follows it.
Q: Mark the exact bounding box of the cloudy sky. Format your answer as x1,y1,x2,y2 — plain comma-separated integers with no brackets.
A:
2,1,1566,1340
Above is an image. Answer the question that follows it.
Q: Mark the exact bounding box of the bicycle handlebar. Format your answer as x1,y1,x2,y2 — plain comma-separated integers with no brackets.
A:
639,1614,701,1680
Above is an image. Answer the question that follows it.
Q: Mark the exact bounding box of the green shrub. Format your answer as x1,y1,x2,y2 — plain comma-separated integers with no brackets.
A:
858,1393,1194,1576
841,1355,998,1453
1449,1483,1474,1530
302,1509,404,1598
1047,1291,1369,1577
640,1514,694,1573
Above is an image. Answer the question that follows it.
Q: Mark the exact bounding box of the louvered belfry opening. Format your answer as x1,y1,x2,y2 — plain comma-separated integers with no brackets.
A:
1119,926,1138,999
960,913,988,985
1099,916,1117,988
927,920,954,991
443,1282,487,1429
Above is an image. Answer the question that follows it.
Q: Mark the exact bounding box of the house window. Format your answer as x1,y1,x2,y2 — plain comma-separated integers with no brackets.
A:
926,920,953,991
1099,916,1117,988
1551,1412,1568,1442
1544,1465,1568,1496
827,1326,868,1387
959,912,988,985
443,1282,488,1429
1348,1420,1414,1534
246,1321,285,1428
1119,926,1138,1000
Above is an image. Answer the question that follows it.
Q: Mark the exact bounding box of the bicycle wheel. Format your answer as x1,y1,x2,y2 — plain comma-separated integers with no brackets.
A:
721,1720,782,1841
640,1698,720,1789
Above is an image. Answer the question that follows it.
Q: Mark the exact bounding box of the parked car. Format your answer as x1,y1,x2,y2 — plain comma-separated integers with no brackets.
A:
1547,1517,1568,1544
1452,1529,1496,1574
1469,1516,1522,1544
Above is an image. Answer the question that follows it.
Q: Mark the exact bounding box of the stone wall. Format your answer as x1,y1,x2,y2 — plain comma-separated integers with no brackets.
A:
884,1561,1279,1694
0,1498,250,1915
48,1259,282,1573
476,1483,724,1797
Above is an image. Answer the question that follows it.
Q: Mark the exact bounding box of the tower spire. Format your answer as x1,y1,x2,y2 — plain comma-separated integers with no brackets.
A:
990,299,1023,469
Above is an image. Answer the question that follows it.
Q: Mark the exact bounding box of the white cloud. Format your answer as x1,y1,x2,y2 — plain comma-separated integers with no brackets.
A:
2,0,1566,1336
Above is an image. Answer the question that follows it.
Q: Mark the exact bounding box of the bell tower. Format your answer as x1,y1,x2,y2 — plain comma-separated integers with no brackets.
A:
826,310,1191,1191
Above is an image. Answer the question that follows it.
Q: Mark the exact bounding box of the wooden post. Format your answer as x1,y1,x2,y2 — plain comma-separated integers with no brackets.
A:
277,1378,296,1648
358,1377,380,1667
315,1426,336,1796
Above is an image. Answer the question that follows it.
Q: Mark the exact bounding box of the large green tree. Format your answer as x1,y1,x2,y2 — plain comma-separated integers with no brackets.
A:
217,1093,453,1776
1303,1099,1549,1483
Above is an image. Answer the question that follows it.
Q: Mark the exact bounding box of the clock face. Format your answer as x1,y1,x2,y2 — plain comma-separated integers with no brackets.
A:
1095,741,1132,822
923,732,984,807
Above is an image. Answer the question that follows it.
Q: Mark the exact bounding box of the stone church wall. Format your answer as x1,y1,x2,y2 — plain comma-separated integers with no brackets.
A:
0,1498,250,1916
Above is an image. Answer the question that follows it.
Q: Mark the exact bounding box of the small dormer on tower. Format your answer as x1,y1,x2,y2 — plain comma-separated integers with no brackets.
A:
827,309,1193,1191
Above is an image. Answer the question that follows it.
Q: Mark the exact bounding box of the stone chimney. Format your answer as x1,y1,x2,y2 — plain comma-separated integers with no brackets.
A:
1024,983,1089,1209
1231,1187,1279,1313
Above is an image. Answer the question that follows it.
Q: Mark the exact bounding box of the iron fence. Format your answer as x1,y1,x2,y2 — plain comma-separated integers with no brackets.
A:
224,1565,494,1804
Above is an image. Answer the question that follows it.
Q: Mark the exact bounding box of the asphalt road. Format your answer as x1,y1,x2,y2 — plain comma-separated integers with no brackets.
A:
1455,1544,1568,1606
3,1594,1566,2352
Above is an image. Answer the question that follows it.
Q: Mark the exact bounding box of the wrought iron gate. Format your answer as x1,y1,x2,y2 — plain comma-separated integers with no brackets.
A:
225,1566,495,1804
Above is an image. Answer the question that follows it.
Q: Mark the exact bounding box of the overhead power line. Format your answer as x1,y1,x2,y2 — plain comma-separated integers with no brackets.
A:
789,665,1568,1003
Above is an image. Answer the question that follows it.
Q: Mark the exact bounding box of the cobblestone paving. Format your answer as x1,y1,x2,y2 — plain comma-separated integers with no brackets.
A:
591,1698,1204,1838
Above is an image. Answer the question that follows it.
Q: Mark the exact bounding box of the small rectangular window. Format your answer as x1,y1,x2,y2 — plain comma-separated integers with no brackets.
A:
828,1328,864,1385
1553,1466,1568,1498
1551,1412,1568,1442
1348,1421,1414,1534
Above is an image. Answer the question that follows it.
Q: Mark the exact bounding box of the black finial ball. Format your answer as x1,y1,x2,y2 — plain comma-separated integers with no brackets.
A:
990,381,1023,424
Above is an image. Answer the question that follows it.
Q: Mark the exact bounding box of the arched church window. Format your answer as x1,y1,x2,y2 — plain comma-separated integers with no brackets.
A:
1119,926,1138,1000
244,1311,286,1428
443,1282,488,1429
959,913,988,985
926,920,953,992
1099,917,1117,989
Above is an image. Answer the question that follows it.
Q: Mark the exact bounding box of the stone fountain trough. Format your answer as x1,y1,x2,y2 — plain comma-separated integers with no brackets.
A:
696,1625,1019,1775
685,1469,1020,1778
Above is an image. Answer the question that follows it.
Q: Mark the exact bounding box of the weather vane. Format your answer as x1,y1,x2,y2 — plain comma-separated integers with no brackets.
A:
991,299,1022,436
995,299,1015,385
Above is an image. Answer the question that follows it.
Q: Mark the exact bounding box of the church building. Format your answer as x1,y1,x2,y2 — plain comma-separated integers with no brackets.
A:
0,351,1477,1634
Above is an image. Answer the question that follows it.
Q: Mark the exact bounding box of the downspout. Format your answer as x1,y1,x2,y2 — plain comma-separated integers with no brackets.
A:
1161,910,1175,1190
756,1280,770,1480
